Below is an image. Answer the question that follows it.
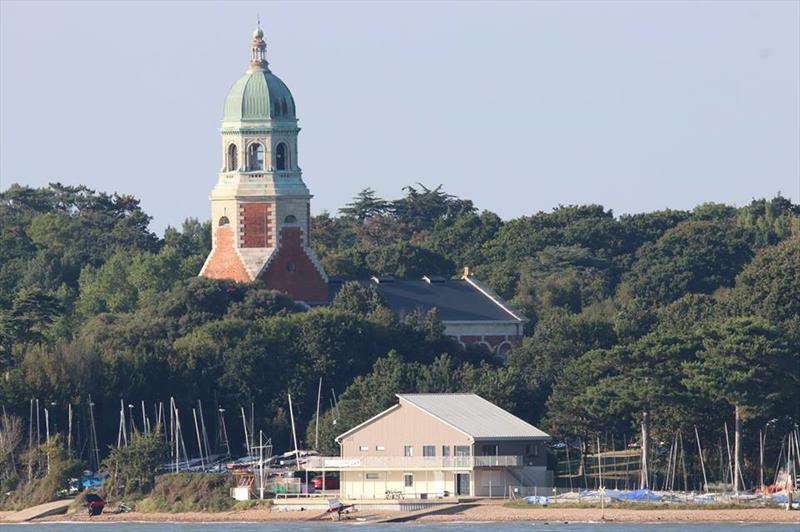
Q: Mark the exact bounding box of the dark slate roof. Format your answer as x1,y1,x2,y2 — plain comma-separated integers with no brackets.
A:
328,276,525,323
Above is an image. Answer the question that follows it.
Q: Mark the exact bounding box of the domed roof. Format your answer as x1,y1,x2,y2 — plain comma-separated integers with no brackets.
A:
223,70,296,123
223,26,296,124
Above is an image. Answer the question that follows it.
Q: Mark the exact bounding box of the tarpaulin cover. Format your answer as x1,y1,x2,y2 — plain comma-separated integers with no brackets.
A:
524,496,551,505
579,489,661,501
617,489,661,501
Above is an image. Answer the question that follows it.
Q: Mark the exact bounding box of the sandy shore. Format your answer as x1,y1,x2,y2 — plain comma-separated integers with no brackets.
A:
30,504,800,524
422,504,800,523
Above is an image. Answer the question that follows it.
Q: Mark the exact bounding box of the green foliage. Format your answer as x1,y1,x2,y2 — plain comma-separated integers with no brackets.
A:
506,307,617,424
726,237,800,325
624,221,753,305
104,429,168,495
135,473,237,513
1,180,798,494
339,188,391,222
1,435,84,510
331,282,389,316
683,318,797,417
546,333,702,437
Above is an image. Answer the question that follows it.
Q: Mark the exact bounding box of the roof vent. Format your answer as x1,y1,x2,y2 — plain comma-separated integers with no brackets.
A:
370,275,396,284
422,275,446,284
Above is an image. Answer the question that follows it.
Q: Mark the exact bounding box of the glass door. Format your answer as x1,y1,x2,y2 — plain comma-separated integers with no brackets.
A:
455,473,471,496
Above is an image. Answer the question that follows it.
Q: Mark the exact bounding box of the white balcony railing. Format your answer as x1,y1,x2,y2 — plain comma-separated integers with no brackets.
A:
303,455,522,470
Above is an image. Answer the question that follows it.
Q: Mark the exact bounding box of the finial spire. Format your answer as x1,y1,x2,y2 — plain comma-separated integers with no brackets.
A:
249,19,268,72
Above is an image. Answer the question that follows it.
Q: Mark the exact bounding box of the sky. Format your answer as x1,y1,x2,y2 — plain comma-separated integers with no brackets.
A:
1,1,798,235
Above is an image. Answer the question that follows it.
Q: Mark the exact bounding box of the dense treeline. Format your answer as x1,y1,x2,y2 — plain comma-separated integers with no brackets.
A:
1,183,799,495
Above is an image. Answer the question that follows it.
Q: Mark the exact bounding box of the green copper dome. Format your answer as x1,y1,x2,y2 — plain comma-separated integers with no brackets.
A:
223,70,296,123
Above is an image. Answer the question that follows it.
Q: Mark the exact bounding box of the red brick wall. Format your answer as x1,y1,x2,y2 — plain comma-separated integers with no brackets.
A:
260,226,328,304
483,335,505,347
455,334,520,356
240,203,271,248
201,225,251,282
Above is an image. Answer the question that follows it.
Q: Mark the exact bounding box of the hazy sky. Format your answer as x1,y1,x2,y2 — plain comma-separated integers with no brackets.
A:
1,1,798,234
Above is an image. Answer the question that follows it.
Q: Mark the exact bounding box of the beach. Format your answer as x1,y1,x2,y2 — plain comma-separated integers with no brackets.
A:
14,503,800,525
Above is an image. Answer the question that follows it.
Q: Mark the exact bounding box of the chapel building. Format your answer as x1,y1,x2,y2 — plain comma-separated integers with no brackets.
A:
199,26,328,304
200,27,526,353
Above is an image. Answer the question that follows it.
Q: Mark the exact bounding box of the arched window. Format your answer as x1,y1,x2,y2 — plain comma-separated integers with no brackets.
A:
226,144,238,171
247,143,264,171
218,216,230,226
284,214,297,224
275,143,288,171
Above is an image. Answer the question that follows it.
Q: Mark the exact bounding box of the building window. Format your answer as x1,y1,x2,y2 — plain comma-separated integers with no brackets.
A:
276,142,288,170
359,445,369,451
404,474,413,488
227,144,238,171
376,446,385,451
442,445,450,457
284,214,297,224
247,143,264,171
218,216,230,226
532,444,539,457
403,445,413,457
423,445,435,457
366,473,380,480
454,445,470,457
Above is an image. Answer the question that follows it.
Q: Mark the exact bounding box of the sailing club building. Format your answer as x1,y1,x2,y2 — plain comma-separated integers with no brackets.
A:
306,394,551,498
199,27,527,354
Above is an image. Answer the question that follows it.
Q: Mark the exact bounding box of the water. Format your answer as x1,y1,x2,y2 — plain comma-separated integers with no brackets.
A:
1,524,795,532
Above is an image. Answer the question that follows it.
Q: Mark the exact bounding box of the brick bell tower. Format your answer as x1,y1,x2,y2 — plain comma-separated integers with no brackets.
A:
200,24,328,304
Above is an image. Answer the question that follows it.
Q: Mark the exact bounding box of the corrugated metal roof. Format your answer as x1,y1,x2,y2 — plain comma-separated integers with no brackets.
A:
397,394,550,440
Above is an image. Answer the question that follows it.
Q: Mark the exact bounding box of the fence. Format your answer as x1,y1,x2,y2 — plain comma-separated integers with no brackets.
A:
305,455,522,470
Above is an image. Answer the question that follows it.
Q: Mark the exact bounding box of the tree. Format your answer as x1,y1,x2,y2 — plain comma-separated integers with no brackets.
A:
546,333,701,484
339,188,390,222
507,307,617,424
77,253,138,318
6,288,62,346
655,293,719,335
683,318,797,492
424,210,502,269
726,237,800,326
624,221,753,305
391,184,474,233
104,429,168,495
330,282,388,316
735,195,800,246
309,351,413,454
0,414,23,487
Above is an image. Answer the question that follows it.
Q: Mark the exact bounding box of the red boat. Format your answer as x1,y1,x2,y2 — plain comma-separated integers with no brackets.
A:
85,493,106,516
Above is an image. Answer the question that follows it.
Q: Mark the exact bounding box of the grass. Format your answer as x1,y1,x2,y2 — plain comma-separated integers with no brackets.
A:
132,473,238,513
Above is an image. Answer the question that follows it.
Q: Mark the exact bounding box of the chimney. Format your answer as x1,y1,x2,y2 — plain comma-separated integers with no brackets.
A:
463,266,470,278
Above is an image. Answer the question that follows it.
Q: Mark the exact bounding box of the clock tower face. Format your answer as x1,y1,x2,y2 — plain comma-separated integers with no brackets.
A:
199,25,328,304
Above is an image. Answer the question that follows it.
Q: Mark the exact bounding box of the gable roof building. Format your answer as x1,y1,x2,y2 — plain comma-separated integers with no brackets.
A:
330,274,528,355
306,394,551,499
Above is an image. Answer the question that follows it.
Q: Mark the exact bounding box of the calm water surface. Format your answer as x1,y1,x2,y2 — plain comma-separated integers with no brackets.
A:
2,524,796,532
